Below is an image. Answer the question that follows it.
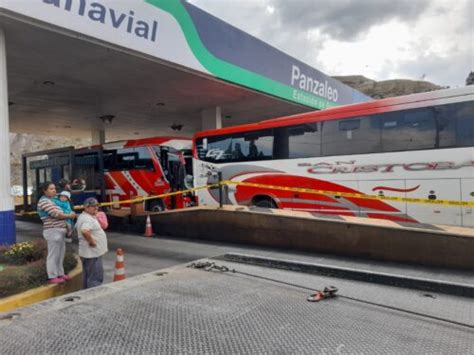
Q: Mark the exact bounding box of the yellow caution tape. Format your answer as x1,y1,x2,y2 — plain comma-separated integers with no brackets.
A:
222,180,474,207
14,179,474,217
15,184,220,217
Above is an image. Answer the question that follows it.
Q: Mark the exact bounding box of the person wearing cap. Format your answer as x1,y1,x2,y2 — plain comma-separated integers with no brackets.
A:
54,190,74,243
75,197,108,289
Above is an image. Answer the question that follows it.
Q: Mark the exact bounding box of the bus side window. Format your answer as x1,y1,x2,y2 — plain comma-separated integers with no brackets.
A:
322,116,380,156
102,150,115,171
116,148,137,170
435,104,457,148
453,101,474,147
382,108,436,152
278,123,321,159
133,147,155,170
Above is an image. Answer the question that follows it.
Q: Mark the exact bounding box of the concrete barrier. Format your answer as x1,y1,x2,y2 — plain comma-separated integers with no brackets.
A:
134,206,474,270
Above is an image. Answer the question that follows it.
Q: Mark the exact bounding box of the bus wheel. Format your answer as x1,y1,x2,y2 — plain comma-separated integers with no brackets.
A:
147,200,165,212
252,196,277,209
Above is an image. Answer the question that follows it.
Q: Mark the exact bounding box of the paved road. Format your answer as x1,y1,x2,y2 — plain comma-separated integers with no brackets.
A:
15,221,473,286
15,221,272,283
2,256,473,354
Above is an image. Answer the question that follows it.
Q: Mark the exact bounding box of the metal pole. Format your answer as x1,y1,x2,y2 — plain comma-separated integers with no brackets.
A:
22,155,28,212
0,27,16,244
218,171,223,208
97,148,106,208
68,148,74,184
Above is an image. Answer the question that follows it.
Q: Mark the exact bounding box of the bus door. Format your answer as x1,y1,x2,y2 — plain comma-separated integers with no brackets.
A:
158,146,187,209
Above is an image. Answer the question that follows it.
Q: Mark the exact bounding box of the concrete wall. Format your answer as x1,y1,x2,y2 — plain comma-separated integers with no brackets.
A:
136,207,474,270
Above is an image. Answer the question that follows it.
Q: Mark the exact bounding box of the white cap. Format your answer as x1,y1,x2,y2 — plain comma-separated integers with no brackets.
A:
59,191,71,199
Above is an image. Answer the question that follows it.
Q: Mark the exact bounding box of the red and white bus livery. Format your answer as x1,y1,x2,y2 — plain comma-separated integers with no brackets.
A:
76,136,193,211
193,87,474,227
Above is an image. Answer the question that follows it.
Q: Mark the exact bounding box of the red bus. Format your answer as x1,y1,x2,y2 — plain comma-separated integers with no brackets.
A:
25,136,193,212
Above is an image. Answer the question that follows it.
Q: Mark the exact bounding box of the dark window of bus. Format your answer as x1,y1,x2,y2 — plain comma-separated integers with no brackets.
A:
436,101,474,147
321,116,381,156
381,108,436,152
197,129,274,163
133,147,154,170
434,104,456,148
454,101,474,147
105,147,154,170
116,148,137,170
274,123,321,159
102,150,116,171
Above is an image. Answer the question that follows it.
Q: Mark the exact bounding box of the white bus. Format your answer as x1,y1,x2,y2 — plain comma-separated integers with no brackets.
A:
193,87,474,227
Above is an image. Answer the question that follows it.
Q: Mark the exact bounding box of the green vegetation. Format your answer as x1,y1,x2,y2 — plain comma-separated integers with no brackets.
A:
0,240,77,298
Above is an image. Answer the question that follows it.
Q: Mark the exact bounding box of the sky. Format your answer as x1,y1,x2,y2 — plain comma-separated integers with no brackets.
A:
188,0,473,88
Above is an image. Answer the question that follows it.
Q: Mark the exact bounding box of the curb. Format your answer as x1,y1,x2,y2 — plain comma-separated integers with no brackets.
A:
0,256,83,312
216,253,474,298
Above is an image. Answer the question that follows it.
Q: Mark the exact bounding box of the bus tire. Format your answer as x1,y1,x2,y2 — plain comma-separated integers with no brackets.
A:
252,196,277,209
147,200,165,213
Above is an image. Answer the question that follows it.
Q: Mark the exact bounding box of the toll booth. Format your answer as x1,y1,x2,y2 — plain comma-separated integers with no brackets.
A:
21,146,106,212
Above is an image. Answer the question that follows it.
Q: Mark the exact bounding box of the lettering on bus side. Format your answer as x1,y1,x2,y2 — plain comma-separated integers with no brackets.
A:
299,160,474,174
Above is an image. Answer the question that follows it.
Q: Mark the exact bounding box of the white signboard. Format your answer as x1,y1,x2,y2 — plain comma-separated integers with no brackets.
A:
0,0,208,74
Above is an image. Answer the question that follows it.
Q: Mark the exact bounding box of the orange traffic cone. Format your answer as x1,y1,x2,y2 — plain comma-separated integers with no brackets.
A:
144,215,155,238
113,248,126,282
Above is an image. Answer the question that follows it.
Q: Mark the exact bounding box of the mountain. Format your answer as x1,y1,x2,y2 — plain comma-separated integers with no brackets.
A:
333,75,443,99
9,133,90,187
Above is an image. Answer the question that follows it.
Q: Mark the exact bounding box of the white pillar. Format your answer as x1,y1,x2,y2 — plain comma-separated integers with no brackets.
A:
91,129,106,145
201,106,222,130
0,27,16,245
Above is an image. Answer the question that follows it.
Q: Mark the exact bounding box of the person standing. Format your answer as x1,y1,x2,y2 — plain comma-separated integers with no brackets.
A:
75,198,108,289
37,182,76,284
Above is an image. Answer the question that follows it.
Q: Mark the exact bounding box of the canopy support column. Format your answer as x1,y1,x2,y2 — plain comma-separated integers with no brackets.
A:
91,129,106,145
201,106,222,131
0,27,16,245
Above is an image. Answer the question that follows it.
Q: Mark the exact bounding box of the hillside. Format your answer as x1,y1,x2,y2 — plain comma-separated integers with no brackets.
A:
333,75,443,98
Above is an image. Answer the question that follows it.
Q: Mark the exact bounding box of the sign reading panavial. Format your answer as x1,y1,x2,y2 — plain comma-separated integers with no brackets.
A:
43,0,158,42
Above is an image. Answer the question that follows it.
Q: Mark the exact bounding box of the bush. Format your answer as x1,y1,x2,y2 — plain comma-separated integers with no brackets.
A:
2,241,46,265
0,245,9,263
0,239,78,298
0,260,47,298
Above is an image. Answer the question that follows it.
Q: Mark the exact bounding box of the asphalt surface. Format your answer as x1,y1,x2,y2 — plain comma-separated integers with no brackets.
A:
4,221,473,354
15,221,474,286
15,221,260,283
1,258,472,354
